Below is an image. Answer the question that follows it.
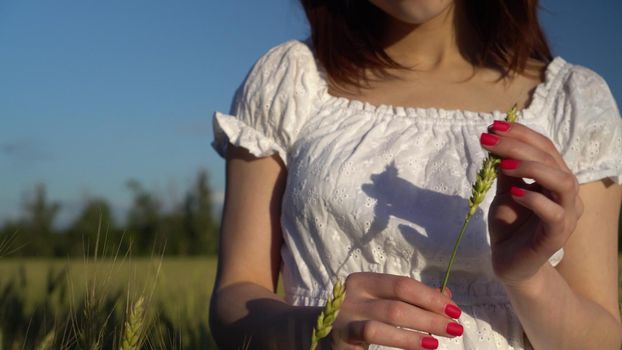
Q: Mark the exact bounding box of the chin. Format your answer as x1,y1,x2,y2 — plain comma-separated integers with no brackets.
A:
369,0,454,25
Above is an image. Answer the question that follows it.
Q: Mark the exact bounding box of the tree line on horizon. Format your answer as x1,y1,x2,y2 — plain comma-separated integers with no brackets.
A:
3,169,620,257
0,169,219,257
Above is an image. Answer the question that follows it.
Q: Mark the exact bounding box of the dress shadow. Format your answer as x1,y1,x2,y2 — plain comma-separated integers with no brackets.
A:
334,161,488,289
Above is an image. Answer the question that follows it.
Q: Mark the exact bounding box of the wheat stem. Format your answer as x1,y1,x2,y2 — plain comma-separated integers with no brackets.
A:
310,280,346,350
440,105,518,293
440,215,472,292
35,330,55,350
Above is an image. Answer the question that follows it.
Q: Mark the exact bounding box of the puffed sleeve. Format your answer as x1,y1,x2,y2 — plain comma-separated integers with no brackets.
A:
551,65,622,184
211,40,318,166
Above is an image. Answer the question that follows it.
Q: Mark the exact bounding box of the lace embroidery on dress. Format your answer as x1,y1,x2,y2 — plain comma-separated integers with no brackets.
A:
212,40,622,350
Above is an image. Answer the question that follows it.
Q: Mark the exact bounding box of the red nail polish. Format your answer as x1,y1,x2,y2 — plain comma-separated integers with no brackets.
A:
480,133,499,146
447,322,464,336
492,120,511,132
511,186,525,197
445,304,462,318
421,336,439,349
500,159,520,170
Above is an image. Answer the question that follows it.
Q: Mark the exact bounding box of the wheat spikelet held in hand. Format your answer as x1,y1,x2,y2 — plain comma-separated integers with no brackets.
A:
467,105,518,217
441,105,518,292
310,280,346,350
120,296,145,350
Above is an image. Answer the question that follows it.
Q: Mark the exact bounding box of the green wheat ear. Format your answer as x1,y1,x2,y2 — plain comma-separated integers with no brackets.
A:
120,296,145,350
440,104,518,293
310,280,346,350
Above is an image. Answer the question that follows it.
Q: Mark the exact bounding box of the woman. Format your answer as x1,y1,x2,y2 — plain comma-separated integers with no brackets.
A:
209,0,622,349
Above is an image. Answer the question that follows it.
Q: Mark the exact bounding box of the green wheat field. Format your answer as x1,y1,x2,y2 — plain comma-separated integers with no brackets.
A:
0,257,620,349
0,257,219,349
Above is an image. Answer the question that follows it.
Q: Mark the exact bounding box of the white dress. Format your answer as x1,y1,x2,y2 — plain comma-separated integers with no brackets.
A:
212,39,622,349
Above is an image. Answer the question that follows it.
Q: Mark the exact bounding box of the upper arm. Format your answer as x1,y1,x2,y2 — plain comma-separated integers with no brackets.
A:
210,42,315,295
556,179,622,322
214,145,287,293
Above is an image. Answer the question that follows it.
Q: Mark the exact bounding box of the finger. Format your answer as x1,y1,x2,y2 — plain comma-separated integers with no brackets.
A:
480,133,559,169
436,287,452,299
347,320,440,350
509,186,571,253
345,273,459,318
499,159,579,209
363,300,463,338
488,121,571,173
495,168,527,195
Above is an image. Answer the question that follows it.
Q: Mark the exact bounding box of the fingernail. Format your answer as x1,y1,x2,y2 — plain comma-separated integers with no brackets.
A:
421,336,439,349
491,120,511,132
445,304,462,318
447,322,464,336
511,186,525,197
500,159,520,170
480,133,499,146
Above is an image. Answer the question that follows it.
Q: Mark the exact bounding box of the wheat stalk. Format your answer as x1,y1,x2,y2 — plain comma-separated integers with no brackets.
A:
120,296,145,350
35,330,55,350
440,105,518,293
310,280,346,350
307,106,518,349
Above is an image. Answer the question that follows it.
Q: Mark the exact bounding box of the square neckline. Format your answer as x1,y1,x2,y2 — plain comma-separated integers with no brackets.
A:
307,41,567,121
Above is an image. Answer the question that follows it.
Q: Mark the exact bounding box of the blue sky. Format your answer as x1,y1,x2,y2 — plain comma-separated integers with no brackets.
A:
1,0,620,227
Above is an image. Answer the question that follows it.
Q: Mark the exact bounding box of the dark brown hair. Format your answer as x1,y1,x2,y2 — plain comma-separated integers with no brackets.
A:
300,0,553,90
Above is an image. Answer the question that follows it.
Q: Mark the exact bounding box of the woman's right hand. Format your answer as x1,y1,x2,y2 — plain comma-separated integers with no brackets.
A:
328,272,463,350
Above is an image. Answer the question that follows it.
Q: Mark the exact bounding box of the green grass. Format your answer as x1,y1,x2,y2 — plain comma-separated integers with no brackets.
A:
0,257,218,349
0,255,620,349
0,257,216,313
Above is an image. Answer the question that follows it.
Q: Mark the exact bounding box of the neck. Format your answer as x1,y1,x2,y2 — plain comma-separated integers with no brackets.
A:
381,3,473,70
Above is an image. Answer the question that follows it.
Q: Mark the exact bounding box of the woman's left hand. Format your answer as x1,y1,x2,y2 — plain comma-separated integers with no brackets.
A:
481,121,584,286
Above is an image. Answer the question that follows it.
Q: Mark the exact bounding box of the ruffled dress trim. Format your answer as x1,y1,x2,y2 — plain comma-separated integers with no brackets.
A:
212,111,288,165
575,161,622,185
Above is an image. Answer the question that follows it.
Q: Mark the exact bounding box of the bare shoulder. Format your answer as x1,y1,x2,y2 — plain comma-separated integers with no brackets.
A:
478,58,548,110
